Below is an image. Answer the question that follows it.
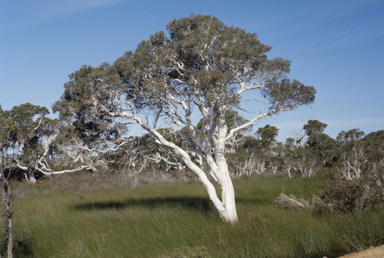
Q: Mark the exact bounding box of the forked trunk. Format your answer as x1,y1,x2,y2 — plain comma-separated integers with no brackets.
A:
139,119,239,223
183,155,238,223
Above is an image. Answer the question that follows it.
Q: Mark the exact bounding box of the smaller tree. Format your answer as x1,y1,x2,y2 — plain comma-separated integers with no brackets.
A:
269,155,282,174
334,129,368,180
256,124,279,155
303,119,327,137
338,144,367,180
317,130,384,213
303,120,336,165
337,128,365,143
256,124,279,142
362,130,384,181
0,103,51,257
0,103,98,258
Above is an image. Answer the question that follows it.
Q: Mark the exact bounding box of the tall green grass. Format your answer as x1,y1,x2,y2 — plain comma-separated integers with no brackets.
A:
2,173,384,257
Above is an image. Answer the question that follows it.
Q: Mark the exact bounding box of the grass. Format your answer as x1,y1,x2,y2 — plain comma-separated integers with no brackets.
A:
2,171,384,257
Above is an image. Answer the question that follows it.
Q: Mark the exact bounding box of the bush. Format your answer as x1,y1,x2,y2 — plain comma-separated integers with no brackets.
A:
317,174,384,213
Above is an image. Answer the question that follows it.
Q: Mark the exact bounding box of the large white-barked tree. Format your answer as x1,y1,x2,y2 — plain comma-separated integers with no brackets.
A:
53,14,316,223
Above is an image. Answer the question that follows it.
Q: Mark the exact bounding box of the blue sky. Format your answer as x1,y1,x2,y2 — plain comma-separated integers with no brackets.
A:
1,0,383,141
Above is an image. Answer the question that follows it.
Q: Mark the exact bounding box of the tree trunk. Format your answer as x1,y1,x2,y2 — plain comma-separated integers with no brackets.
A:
1,178,13,258
219,169,238,223
7,214,12,258
28,168,37,183
23,168,36,183
182,155,235,222
139,118,239,223
214,121,238,224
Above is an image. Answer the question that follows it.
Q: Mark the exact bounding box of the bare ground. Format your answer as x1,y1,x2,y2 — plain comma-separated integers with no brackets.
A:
339,245,384,258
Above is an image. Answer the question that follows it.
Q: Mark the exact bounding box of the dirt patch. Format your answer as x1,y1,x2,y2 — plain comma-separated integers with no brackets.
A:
339,245,384,258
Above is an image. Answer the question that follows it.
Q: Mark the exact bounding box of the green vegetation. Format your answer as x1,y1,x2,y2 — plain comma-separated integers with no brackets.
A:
3,172,384,257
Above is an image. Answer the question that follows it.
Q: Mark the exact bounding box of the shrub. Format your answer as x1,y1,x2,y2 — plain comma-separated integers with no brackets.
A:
317,174,384,213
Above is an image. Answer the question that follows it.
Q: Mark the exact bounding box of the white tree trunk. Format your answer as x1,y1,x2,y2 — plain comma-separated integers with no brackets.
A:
136,117,238,223
217,165,238,223
213,119,238,223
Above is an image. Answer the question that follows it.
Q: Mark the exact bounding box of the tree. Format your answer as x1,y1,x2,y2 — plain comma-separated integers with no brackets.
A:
337,128,365,143
0,103,50,179
303,119,327,137
257,124,279,142
284,137,295,149
53,14,316,223
335,129,383,181
0,102,102,257
0,106,14,258
256,124,279,155
361,130,384,164
0,104,76,257
303,120,335,165
318,131,384,213
0,103,52,257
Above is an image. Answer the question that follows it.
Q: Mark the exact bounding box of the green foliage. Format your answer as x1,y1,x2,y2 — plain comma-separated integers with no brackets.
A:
0,103,48,147
285,137,295,147
318,175,384,213
242,136,263,152
315,129,384,214
52,63,125,146
196,110,250,133
261,78,316,111
106,14,314,145
361,130,384,162
299,120,336,166
337,128,365,143
0,103,59,182
332,129,383,176
256,124,278,141
303,119,327,136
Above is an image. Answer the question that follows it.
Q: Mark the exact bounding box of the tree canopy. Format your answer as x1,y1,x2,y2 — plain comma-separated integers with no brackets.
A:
257,124,279,142
52,14,316,223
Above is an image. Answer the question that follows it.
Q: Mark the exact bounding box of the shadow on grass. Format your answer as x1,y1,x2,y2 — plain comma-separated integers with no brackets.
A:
71,196,270,214
72,196,215,213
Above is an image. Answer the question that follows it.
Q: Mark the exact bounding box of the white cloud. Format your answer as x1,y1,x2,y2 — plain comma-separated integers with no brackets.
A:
318,29,384,50
1,0,125,31
256,0,382,37
324,117,384,128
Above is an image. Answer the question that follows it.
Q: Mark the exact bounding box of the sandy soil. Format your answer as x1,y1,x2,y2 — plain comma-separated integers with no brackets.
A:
339,245,384,258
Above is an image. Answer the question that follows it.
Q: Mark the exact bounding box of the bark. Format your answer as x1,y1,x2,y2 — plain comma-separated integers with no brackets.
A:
1,179,13,258
214,118,238,223
7,213,12,258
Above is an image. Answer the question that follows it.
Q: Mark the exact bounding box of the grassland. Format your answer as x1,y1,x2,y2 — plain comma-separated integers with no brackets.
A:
2,171,384,257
